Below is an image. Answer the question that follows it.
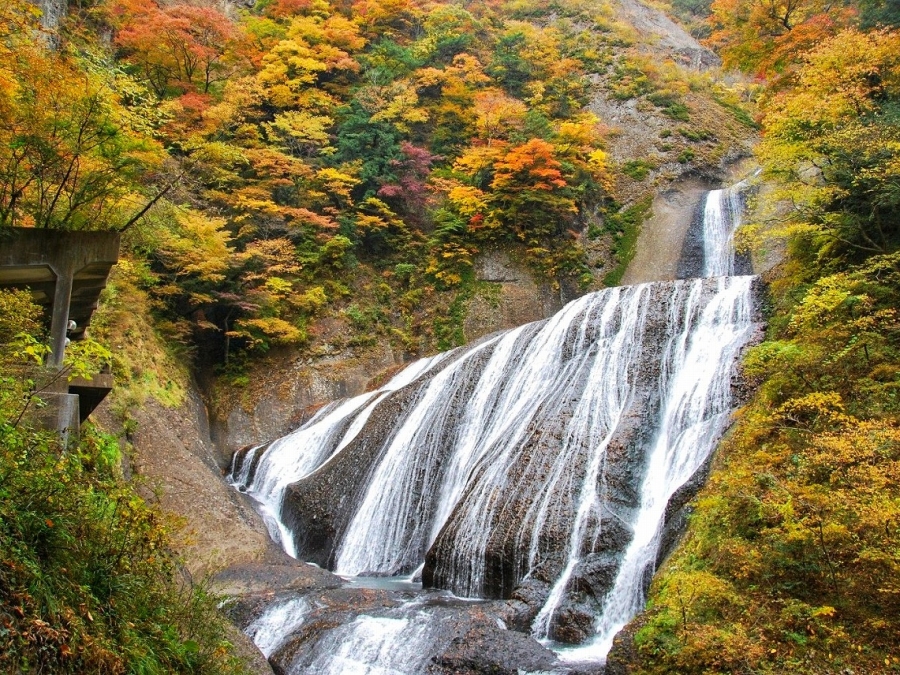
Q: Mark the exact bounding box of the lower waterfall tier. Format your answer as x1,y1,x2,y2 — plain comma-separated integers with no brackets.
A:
231,275,763,650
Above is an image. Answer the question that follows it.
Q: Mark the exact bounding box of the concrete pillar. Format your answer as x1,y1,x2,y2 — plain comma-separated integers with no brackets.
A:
47,264,73,370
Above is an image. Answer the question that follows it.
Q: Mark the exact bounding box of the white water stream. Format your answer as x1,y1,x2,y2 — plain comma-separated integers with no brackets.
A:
231,182,759,671
297,612,435,675
703,181,747,277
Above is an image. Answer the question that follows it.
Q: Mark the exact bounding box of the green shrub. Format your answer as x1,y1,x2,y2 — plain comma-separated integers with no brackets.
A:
602,197,652,287
0,423,249,675
622,160,655,181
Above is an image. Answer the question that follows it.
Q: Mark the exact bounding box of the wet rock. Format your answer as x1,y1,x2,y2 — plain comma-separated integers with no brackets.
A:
677,181,758,280
429,618,560,674
676,197,707,280
229,441,272,489
213,562,342,598
604,613,648,675
549,601,596,644
281,342,497,572
280,385,422,567
422,280,747,607
241,276,764,669
573,552,623,602
502,577,550,631
657,456,712,567
545,552,624,644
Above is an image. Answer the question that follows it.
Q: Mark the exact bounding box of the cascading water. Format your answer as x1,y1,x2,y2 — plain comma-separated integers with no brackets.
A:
285,608,437,675
229,352,449,557
245,597,310,658
702,183,745,276
230,181,762,672
542,275,756,663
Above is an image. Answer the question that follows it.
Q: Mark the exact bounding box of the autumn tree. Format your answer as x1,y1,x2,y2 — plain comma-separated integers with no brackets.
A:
490,138,577,240
351,0,424,40
758,28,900,261
377,142,441,227
413,54,486,154
257,9,365,111
113,0,241,96
707,0,854,75
0,20,152,230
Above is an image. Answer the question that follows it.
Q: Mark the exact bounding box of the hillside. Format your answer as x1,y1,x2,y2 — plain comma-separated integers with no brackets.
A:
1,0,898,672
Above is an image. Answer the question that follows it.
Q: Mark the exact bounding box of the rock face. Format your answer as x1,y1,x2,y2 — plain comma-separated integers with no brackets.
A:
210,249,562,465
613,0,719,69
210,345,404,466
94,384,293,675
464,249,566,338
278,347,494,571
96,385,277,577
36,0,66,30
621,177,716,285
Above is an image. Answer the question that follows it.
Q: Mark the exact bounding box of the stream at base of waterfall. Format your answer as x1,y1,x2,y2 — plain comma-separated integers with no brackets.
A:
225,182,764,674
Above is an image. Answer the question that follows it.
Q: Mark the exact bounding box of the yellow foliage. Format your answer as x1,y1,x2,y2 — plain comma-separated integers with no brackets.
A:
160,209,233,283
448,185,488,218
452,144,506,177
233,317,305,347
473,89,528,142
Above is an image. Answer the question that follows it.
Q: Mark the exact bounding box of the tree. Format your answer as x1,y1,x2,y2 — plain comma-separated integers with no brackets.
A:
257,11,364,111
114,1,240,96
333,99,401,196
758,28,900,261
377,142,441,226
0,41,150,230
473,89,528,144
859,0,900,28
419,5,483,63
707,0,854,76
489,138,576,240
351,0,424,39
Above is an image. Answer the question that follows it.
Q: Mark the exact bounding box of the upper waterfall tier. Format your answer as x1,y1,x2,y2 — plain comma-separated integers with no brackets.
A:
677,182,754,279
231,274,762,646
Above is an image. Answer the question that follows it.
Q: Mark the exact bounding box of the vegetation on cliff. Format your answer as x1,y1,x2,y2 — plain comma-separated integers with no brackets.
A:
624,10,900,675
0,290,248,673
2,0,748,367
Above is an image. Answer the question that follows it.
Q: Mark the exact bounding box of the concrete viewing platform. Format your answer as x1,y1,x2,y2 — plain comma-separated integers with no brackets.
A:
0,227,120,434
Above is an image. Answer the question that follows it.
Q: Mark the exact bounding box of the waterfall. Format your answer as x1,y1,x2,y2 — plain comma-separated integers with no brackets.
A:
231,181,760,671
289,611,436,675
229,352,449,557
702,184,745,276
245,597,310,658
545,275,756,663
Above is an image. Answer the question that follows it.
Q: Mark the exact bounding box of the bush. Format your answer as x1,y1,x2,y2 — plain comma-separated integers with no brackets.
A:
0,423,249,674
0,291,248,675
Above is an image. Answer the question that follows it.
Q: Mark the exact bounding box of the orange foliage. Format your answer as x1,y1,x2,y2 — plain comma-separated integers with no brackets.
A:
492,139,567,191
707,0,855,77
113,0,241,95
